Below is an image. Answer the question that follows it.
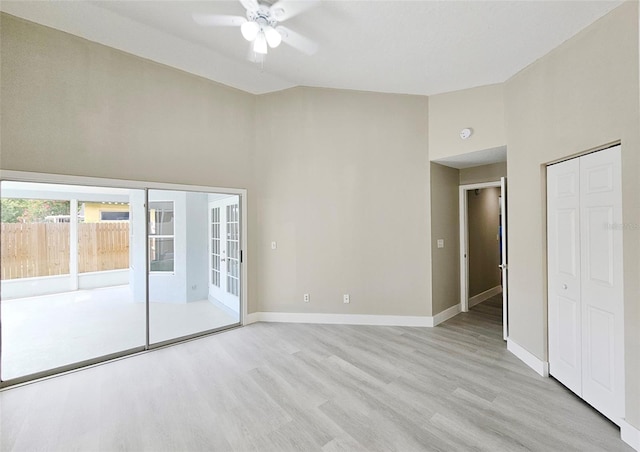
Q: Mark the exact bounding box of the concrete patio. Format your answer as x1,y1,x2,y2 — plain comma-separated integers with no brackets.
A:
1,285,238,380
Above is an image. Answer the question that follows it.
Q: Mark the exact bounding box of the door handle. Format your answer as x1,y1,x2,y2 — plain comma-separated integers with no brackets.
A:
221,258,226,262
499,264,507,270
562,284,567,290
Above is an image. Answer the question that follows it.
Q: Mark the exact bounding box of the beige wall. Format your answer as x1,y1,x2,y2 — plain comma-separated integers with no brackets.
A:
254,87,431,316
467,187,501,297
505,1,640,427
0,15,255,189
430,163,460,315
428,84,506,160
0,13,259,310
459,162,506,185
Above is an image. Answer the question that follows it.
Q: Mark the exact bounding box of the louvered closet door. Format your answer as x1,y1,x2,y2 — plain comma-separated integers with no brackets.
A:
547,157,582,395
579,147,624,423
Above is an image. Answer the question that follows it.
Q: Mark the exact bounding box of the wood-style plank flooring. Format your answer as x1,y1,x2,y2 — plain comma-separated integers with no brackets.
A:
0,295,630,451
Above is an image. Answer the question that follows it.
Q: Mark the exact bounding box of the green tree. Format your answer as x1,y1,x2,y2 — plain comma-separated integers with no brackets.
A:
1,199,70,223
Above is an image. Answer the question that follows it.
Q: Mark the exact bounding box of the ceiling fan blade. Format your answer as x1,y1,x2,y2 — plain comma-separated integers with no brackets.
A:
270,0,320,22
192,14,246,27
276,26,318,55
239,0,259,13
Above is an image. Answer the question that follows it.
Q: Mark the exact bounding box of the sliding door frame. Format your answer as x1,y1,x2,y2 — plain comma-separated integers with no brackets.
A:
0,170,248,388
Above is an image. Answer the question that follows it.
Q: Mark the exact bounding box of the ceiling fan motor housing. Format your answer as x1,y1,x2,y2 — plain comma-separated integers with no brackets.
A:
247,5,279,28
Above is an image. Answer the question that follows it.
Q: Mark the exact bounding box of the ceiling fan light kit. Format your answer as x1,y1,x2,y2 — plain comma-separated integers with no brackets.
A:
264,26,282,48
240,20,260,41
242,5,282,54
253,31,268,54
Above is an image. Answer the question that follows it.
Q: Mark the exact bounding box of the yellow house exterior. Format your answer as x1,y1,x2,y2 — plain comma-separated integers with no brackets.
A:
82,202,130,223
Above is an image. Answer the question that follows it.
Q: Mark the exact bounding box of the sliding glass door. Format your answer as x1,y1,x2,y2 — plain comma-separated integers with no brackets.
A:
0,181,242,385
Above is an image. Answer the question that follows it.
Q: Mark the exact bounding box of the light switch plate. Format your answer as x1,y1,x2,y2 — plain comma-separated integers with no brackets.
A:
437,239,445,249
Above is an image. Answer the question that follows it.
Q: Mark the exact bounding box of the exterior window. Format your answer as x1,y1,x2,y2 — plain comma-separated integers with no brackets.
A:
149,201,174,272
100,211,129,221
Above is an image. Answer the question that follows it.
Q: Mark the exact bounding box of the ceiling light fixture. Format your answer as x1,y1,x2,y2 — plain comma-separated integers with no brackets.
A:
253,30,268,54
241,8,282,56
240,20,260,41
264,26,282,48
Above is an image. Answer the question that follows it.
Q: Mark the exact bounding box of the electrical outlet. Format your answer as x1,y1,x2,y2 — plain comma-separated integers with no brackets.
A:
304,293,310,303
437,239,445,249
343,294,350,304
271,241,277,249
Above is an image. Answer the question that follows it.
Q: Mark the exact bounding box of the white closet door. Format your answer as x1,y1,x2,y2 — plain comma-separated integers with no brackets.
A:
547,158,582,395
579,146,624,423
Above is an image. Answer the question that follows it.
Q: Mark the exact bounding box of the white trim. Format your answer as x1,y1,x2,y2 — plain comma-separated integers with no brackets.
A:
459,180,502,313
507,338,549,377
432,304,461,326
0,170,247,197
468,285,503,308
244,312,260,325
621,420,640,451
459,186,468,311
247,312,435,327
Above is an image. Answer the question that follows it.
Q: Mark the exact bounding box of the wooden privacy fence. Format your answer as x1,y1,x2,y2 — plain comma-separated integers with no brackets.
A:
1,222,130,280
78,223,129,273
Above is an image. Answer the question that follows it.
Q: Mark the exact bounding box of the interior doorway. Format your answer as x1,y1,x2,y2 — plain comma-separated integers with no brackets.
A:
459,178,508,339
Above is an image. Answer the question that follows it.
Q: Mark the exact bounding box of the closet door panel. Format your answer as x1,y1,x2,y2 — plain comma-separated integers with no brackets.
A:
547,158,582,395
579,146,624,424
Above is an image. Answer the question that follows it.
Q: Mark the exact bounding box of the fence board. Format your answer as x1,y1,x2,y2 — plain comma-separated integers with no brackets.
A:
1,222,130,280
78,223,129,273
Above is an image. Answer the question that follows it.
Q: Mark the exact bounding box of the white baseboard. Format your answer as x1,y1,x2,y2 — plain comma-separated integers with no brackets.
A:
243,304,467,328
621,419,640,451
468,285,502,308
507,338,549,377
243,312,260,325
244,311,434,327
432,304,461,326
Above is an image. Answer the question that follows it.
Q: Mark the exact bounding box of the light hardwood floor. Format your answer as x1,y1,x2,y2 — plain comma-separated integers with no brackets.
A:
0,295,630,451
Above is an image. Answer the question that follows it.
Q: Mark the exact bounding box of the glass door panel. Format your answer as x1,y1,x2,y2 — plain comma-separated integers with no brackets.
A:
148,190,240,345
0,181,146,381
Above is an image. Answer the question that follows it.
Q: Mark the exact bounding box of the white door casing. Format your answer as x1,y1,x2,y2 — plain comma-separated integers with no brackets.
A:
547,145,624,425
458,181,503,315
208,197,240,314
500,177,508,341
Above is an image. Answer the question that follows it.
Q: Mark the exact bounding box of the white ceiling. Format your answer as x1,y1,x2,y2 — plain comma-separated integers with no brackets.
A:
433,146,507,169
1,1,623,96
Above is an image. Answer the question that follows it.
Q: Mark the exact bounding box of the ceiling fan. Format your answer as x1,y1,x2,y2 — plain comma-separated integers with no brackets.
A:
193,0,319,61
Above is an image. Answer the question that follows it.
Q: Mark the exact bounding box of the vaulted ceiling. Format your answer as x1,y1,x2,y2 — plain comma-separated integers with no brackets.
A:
1,1,623,96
